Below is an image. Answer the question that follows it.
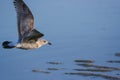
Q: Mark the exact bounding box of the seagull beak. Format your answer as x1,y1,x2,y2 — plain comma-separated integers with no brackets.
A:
48,42,52,45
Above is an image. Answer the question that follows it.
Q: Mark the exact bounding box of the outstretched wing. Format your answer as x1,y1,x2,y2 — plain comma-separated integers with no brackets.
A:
13,0,34,40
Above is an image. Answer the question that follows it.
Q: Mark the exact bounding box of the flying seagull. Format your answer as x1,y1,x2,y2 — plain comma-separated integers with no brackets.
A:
2,0,51,50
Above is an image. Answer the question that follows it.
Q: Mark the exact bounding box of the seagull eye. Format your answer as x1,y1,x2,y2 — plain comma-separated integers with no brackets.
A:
44,41,46,43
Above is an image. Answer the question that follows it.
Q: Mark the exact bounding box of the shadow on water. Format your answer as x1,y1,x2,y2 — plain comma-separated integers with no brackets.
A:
32,53,120,80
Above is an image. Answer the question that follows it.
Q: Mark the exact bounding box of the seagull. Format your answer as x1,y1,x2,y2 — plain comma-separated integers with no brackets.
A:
2,0,51,50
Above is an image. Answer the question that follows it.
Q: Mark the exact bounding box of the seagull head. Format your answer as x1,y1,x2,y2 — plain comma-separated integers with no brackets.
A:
42,39,52,45
38,39,52,46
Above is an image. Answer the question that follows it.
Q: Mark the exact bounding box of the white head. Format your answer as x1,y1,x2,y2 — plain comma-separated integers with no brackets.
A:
37,39,52,46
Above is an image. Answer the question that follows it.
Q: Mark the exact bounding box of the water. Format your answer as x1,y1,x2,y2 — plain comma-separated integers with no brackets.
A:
0,0,120,80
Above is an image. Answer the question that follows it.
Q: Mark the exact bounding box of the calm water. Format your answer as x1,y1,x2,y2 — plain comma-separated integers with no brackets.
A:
0,0,120,80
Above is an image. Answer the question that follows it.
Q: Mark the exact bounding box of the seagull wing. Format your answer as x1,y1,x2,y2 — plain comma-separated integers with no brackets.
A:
14,0,44,42
13,0,34,41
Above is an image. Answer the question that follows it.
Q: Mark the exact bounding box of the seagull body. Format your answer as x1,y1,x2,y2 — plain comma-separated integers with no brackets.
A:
2,0,51,50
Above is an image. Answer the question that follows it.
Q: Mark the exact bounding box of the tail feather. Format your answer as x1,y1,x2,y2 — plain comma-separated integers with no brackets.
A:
2,41,15,49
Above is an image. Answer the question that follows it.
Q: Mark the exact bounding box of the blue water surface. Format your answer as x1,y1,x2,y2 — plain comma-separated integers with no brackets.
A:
0,0,120,80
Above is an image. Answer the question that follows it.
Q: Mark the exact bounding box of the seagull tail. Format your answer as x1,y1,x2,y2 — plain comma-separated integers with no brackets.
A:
2,41,15,49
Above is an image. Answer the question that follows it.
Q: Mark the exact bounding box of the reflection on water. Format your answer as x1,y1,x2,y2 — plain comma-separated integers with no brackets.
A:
65,72,120,80
32,53,120,80
74,59,94,63
115,53,120,57
47,61,63,65
32,69,50,74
